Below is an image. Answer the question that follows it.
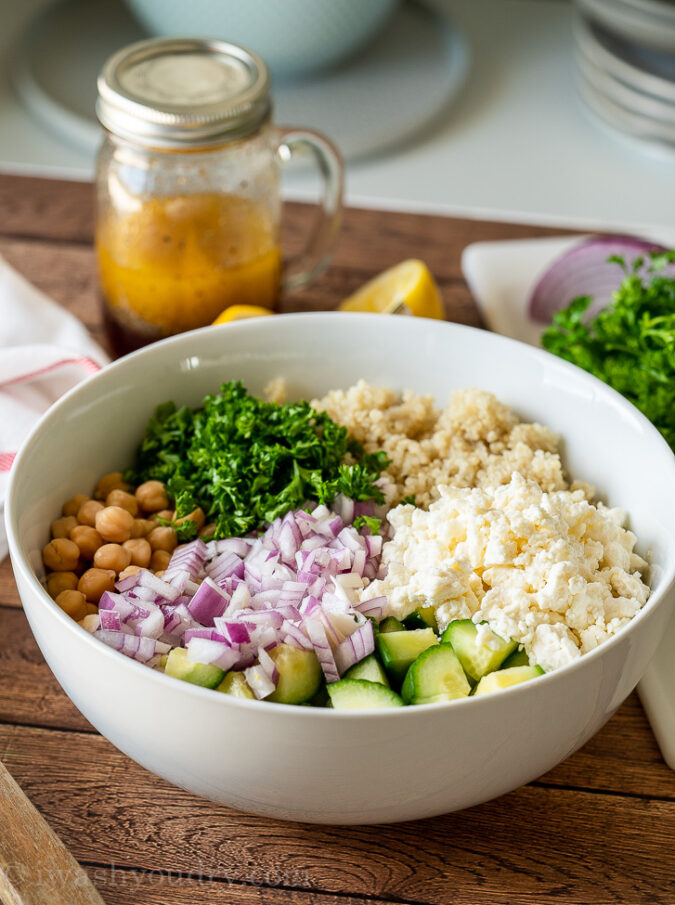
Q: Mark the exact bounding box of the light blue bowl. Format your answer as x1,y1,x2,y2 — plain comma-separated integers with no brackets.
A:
124,0,401,77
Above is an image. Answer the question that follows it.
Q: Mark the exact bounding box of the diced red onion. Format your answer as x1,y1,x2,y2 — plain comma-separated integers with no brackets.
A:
281,620,313,650
258,647,279,684
244,664,276,699
365,534,382,558
355,596,387,621
211,537,252,558
184,628,228,643
304,616,340,683
186,637,239,671
115,572,140,593
216,620,251,645
134,608,165,639
94,630,158,663
137,570,181,602
187,577,230,626
99,610,122,632
334,621,375,676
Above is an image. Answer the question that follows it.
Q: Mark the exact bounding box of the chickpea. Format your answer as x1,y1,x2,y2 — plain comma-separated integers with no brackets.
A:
85,603,99,616
78,568,115,603
130,518,156,538
94,471,129,500
135,480,170,514
147,525,177,553
43,538,80,572
46,571,79,598
105,489,139,517
122,538,152,568
51,515,78,539
199,523,217,539
55,589,89,621
150,550,171,572
94,543,132,573
175,507,205,531
69,525,103,560
62,493,90,518
153,509,175,522
119,564,142,581
95,506,134,543
77,499,104,527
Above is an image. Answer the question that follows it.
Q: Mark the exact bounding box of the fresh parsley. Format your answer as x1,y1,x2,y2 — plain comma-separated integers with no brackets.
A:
353,514,382,535
542,252,675,452
126,381,390,538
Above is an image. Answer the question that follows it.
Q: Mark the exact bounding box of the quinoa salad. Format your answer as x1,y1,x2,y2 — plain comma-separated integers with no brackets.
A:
40,380,650,709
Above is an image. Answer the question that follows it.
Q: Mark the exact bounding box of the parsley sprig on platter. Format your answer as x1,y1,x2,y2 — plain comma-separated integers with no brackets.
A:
542,251,675,452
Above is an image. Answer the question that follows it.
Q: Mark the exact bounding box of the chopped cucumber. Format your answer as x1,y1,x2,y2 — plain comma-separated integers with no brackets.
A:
473,665,544,696
266,643,323,705
403,605,438,632
501,646,531,669
164,647,225,689
344,653,390,686
216,670,255,698
401,643,471,704
441,619,517,684
378,616,406,634
327,679,404,710
376,627,439,685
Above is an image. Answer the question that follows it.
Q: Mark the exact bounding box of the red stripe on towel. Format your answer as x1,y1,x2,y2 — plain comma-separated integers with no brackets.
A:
0,453,16,471
0,355,101,390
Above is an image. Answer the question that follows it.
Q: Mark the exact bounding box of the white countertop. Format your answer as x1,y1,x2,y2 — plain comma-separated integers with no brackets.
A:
0,0,674,233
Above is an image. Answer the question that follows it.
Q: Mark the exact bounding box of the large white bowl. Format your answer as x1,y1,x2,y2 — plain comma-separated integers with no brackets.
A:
6,314,675,824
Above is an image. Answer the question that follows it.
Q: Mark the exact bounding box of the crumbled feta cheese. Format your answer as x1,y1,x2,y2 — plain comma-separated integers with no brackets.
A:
364,473,650,672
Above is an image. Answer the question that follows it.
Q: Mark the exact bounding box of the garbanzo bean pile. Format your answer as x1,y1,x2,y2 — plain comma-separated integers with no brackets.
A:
42,471,206,623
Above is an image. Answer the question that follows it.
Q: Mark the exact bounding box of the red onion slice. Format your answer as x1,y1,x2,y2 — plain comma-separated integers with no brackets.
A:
528,235,670,324
244,663,276,698
304,616,340,683
187,577,230,626
186,637,240,671
334,621,375,676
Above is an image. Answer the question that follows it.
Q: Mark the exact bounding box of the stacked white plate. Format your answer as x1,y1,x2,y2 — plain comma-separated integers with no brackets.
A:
573,0,675,152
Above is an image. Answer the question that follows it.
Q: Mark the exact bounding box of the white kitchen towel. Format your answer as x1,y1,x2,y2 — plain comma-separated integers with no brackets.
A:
0,256,110,559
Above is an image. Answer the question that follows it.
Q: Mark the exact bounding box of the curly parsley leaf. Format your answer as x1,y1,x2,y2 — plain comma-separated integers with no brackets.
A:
126,381,389,538
542,252,675,452
353,514,382,535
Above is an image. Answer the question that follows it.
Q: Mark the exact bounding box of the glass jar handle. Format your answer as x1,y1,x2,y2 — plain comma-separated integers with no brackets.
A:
276,127,344,292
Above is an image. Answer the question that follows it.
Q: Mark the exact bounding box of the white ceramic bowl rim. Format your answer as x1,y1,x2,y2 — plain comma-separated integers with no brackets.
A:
7,314,675,718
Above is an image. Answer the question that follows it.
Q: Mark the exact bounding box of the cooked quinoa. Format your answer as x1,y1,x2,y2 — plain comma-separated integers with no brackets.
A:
312,381,583,507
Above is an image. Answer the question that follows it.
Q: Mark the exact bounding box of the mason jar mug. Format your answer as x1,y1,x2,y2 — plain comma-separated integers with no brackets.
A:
95,38,343,353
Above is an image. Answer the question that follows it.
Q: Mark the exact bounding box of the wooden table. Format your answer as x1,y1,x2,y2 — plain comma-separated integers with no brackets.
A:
0,173,673,905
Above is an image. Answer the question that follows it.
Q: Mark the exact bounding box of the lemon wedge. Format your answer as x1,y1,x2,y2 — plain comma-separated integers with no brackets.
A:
338,259,443,319
212,304,274,325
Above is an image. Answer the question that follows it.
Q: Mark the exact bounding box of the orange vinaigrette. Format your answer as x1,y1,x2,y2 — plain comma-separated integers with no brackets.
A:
97,192,281,352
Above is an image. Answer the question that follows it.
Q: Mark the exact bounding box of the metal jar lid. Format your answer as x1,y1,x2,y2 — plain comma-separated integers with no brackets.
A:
96,37,271,148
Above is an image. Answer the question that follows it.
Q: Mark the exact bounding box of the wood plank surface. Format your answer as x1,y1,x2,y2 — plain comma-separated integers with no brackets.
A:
0,725,673,905
0,173,671,905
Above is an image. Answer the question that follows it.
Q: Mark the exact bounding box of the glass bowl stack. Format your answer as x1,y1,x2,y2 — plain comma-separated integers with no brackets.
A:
573,0,675,153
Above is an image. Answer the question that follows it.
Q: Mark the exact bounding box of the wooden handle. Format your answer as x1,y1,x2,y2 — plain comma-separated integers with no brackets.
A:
0,758,105,905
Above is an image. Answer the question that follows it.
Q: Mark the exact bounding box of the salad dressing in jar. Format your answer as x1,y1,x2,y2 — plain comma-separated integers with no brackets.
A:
96,38,342,353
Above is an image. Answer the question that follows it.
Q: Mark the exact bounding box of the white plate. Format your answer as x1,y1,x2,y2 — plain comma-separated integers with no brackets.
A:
11,0,468,163
461,234,675,770
573,14,675,105
576,0,675,53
